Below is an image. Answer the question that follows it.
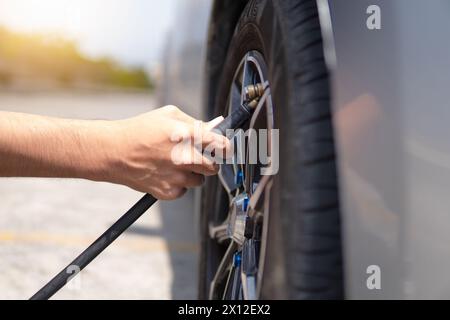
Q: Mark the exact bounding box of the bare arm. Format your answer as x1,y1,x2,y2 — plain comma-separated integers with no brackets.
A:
0,106,229,200
0,111,116,180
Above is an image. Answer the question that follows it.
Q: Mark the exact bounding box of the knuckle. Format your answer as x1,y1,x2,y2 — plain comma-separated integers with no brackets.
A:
158,183,186,200
168,105,180,113
163,105,179,114
213,164,220,174
173,172,188,185
204,163,219,176
157,190,175,200
151,190,168,200
170,187,187,199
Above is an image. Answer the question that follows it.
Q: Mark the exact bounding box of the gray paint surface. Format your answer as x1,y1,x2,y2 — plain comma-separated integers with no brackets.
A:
157,0,212,120
329,0,450,298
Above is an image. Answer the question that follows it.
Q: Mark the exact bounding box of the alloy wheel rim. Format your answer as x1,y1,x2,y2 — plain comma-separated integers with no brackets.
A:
208,51,276,300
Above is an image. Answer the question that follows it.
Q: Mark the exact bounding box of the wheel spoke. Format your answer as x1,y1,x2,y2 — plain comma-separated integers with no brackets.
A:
230,79,242,111
240,53,252,105
209,241,238,300
241,239,258,300
222,256,242,300
208,222,229,243
256,177,273,298
218,164,238,196
248,175,272,217
237,53,254,191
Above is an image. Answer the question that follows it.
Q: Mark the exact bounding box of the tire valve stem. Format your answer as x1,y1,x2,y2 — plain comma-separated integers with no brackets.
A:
212,82,267,136
233,252,242,267
244,83,265,102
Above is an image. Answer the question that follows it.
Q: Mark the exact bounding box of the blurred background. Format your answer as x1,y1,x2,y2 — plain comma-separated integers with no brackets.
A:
0,0,211,299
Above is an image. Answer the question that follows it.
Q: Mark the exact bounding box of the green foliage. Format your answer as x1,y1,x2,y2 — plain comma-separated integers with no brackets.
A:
0,26,153,90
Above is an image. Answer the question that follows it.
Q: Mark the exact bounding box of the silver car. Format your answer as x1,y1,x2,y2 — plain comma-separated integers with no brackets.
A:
159,0,450,299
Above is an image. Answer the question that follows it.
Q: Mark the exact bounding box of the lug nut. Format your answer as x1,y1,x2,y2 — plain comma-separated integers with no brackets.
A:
243,196,249,212
235,170,244,186
233,252,242,267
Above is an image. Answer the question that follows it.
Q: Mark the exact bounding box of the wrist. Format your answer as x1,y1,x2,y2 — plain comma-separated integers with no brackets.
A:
82,120,124,184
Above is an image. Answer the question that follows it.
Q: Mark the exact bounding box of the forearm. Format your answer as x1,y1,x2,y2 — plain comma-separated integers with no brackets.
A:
0,106,226,200
0,111,117,181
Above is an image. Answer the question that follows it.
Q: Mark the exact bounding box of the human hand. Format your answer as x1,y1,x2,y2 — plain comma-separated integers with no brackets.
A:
104,106,230,200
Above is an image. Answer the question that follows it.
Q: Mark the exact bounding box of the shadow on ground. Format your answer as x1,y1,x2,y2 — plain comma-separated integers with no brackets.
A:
126,191,199,299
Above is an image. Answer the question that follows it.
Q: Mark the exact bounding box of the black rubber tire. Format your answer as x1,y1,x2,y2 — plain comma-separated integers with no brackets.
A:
200,0,343,299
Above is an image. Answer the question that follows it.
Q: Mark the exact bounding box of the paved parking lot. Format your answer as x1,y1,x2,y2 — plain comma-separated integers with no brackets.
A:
0,92,198,299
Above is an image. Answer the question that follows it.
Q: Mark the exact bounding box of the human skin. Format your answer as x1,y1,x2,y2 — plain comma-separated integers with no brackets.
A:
0,105,230,200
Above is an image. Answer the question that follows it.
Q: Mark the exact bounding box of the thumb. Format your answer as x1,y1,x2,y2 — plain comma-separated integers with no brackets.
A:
205,116,224,131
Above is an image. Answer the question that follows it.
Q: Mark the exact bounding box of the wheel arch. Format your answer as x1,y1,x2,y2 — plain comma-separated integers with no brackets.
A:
203,0,249,120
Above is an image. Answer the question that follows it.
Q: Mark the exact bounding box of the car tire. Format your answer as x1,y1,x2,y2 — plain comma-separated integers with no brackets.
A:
200,0,343,299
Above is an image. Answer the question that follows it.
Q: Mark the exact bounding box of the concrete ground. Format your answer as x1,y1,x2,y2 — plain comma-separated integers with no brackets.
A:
0,92,198,299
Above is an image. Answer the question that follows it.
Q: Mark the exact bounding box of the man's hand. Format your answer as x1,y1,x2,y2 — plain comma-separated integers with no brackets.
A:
0,106,230,200
107,106,230,200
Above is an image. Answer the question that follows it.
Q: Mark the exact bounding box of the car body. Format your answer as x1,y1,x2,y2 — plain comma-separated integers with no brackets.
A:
157,0,212,119
158,0,450,299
